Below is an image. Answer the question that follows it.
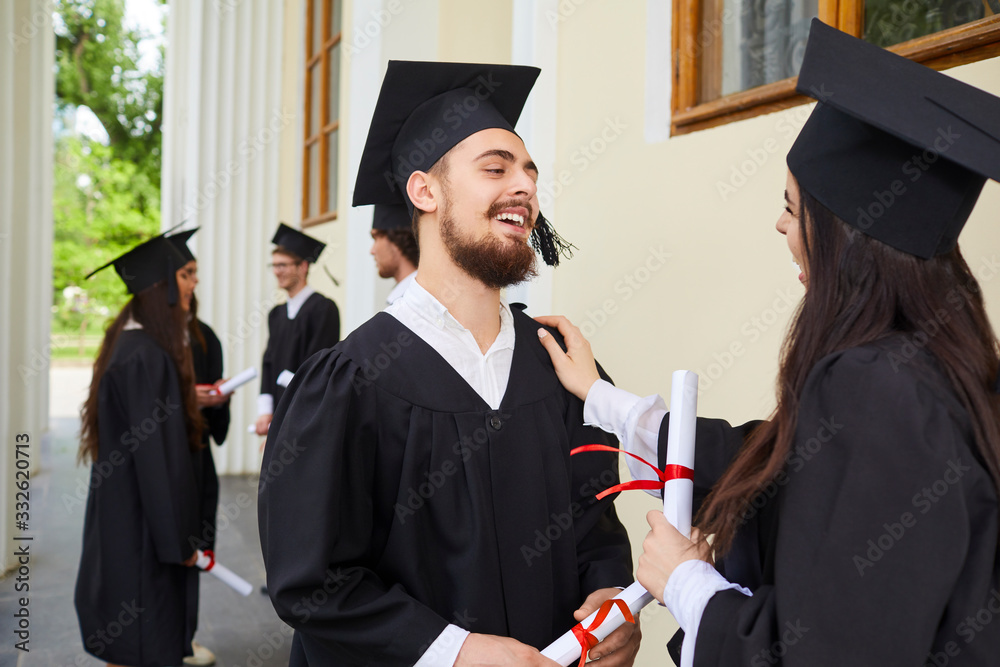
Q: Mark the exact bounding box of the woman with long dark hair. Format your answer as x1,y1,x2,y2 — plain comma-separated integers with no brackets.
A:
75,234,205,667
537,21,1000,666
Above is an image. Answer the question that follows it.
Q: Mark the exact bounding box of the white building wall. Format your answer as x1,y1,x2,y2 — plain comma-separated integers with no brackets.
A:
162,0,287,474
0,0,54,573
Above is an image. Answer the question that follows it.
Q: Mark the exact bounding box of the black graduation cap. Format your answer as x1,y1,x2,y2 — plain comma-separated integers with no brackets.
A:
271,223,326,263
352,60,574,266
167,227,199,263
85,232,187,304
372,203,412,232
788,19,1000,259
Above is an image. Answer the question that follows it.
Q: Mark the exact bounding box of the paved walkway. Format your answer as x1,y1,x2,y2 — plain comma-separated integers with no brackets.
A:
0,365,291,667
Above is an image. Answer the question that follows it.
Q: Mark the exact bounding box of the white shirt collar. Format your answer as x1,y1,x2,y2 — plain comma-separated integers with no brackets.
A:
387,271,417,306
399,279,515,353
286,285,316,319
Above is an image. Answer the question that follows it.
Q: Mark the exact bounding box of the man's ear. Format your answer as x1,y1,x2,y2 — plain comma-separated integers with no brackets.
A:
407,171,438,215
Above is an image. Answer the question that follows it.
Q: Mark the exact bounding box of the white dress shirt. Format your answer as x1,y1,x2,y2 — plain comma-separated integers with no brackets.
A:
385,278,516,665
582,379,751,667
257,285,317,415
386,270,417,306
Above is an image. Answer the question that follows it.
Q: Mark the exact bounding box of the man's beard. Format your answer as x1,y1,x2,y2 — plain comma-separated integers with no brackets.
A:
439,195,538,290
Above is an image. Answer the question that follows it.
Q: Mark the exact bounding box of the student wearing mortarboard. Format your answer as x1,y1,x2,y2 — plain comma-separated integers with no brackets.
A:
258,62,637,666
537,20,1000,666
370,203,420,305
254,224,340,436
75,233,205,667
167,227,231,667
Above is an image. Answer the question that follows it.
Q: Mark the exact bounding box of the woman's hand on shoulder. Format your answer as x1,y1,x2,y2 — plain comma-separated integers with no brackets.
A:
534,315,601,402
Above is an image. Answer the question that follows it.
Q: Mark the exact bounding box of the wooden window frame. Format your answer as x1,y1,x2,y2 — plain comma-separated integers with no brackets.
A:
671,1,1000,136
302,0,342,228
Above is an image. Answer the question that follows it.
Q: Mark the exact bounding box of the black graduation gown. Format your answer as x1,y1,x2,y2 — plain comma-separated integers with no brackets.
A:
258,310,633,666
662,339,1000,666
190,319,230,552
260,291,340,408
74,330,202,666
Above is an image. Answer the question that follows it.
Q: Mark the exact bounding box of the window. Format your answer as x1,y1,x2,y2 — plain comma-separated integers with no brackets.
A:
672,0,1000,136
302,0,342,227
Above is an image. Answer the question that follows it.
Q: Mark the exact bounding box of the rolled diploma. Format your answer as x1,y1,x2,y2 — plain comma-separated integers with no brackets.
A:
211,367,258,395
664,370,698,539
541,370,698,665
195,550,254,596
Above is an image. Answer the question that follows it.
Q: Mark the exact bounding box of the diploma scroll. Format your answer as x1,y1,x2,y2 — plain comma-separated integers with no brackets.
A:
541,370,699,666
195,550,254,596
212,367,258,396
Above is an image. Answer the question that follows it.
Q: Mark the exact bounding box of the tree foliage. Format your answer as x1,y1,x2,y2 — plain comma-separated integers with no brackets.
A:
53,0,165,333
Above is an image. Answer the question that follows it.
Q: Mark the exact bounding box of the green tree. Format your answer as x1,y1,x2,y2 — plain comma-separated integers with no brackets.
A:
52,0,165,338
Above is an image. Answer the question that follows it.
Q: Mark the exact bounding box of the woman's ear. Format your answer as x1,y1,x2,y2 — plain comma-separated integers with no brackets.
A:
407,171,438,215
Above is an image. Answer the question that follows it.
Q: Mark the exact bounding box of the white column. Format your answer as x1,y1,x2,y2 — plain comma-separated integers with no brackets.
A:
163,0,287,474
0,0,54,573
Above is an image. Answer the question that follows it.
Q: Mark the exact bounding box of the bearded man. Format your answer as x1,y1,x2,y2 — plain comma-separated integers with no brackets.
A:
258,62,639,667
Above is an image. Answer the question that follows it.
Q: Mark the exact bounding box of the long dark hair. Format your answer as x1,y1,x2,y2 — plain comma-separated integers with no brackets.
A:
697,185,1000,555
79,281,203,464
188,292,207,353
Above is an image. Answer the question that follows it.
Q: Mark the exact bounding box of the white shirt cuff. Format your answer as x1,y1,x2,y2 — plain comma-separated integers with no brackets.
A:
583,380,667,496
412,624,470,667
662,559,752,667
257,394,274,416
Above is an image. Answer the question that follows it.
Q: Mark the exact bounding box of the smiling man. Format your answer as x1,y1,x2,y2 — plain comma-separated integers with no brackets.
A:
258,62,637,667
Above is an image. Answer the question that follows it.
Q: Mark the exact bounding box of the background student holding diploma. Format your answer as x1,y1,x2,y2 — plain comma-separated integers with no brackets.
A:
537,21,1000,666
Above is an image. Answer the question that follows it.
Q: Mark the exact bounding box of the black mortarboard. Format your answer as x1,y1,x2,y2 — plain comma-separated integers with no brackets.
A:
372,203,413,232
788,19,1000,259
353,60,573,266
271,223,326,263
353,61,540,210
167,227,199,263
85,232,187,304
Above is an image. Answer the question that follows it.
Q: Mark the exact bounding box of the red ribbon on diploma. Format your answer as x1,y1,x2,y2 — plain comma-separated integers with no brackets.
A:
571,444,693,500
571,598,635,667
203,549,216,571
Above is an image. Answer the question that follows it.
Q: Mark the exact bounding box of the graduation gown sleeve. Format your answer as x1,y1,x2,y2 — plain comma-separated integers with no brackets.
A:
198,321,230,445
302,294,340,355
692,346,1000,666
259,306,281,404
258,348,450,664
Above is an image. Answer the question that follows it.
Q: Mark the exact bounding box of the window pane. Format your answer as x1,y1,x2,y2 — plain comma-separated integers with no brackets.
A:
698,0,819,103
326,131,338,214
309,144,320,219
312,0,325,56
864,0,988,48
310,63,321,137
327,44,340,125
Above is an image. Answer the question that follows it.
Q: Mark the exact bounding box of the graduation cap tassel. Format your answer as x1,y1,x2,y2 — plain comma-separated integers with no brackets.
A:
530,213,576,268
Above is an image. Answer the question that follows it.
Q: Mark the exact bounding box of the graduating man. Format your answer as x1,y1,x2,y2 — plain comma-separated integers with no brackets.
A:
255,224,340,435
371,203,419,305
259,62,638,666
